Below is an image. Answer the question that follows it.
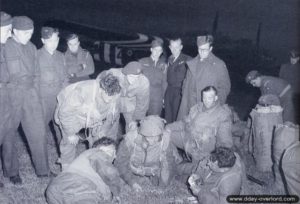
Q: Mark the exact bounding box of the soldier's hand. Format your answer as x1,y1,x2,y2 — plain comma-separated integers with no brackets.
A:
68,135,79,145
128,121,138,131
132,183,143,192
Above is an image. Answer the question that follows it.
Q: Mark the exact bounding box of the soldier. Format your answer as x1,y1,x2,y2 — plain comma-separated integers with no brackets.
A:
279,50,300,122
65,33,95,83
105,61,150,132
46,137,124,204
246,70,295,123
164,38,191,123
55,72,121,170
188,147,244,204
166,86,233,178
0,11,13,188
3,16,52,184
37,27,69,144
114,115,179,191
177,35,231,120
139,39,168,116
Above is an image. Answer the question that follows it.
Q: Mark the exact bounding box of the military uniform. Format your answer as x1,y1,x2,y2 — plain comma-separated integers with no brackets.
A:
164,53,191,123
37,47,69,142
167,102,233,175
194,153,244,204
3,38,49,177
46,148,123,204
260,76,295,123
65,46,95,83
177,53,231,120
114,116,178,187
139,57,167,116
281,141,300,201
55,79,119,169
106,68,150,129
279,62,300,122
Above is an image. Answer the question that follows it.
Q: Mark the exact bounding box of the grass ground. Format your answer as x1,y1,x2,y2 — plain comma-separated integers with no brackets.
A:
0,127,286,204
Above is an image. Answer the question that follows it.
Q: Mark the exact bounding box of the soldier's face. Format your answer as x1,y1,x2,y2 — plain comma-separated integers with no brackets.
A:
13,28,34,45
0,24,12,44
250,77,262,87
101,91,120,104
151,46,163,60
169,40,183,58
198,43,212,60
202,90,218,109
42,33,59,53
101,145,116,160
207,158,220,172
290,57,299,65
67,37,80,53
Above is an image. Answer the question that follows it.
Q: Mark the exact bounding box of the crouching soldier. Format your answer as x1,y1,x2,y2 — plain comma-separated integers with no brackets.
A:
166,86,233,179
46,137,124,204
114,115,179,191
105,61,150,132
54,72,121,170
188,147,244,204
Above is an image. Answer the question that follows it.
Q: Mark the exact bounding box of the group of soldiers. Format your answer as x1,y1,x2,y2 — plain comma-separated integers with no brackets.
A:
1,11,299,204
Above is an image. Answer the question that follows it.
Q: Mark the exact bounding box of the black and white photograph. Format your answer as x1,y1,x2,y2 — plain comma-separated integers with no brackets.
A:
0,0,299,203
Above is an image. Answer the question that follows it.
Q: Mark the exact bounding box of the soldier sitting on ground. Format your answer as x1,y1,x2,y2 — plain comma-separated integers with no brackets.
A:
114,115,180,191
188,147,244,204
166,86,233,180
46,137,124,204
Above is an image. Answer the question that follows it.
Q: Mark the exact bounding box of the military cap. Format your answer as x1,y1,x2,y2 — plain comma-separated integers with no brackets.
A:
290,50,299,58
122,61,142,75
197,35,214,47
245,70,260,83
41,27,59,39
258,94,281,106
0,11,12,27
12,16,34,30
140,115,165,137
151,39,163,48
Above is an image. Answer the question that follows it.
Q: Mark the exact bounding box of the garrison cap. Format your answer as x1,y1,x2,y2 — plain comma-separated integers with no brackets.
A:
258,94,281,106
0,11,12,27
140,115,165,137
245,70,260,83
151,39,163,48
41,27,59,39
66,33,79,42
122,61,142,75
12,16,34,30
197,35,213,47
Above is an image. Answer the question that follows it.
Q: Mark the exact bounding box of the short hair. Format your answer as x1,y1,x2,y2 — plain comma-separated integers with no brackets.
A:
210,147,236,168
201,86,218,97
99,73,121,96
169,38,182,45
92,137,117,148
66,33,79,42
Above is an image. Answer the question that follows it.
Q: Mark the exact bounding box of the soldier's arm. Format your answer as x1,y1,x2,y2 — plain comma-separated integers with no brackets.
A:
75,51,95,77
218,174,242,204
216,108,233,148
133,77,150,120
162,63,168,96
114,141,138,187
33,47,41,91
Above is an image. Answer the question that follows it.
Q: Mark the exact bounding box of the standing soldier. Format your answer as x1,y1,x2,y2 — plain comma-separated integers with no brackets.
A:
37,27,69,144
279,50,300,122
65,33,95,83
139,39,167,116
3,16,51,184
246,70,295,123
164,38,191,123
0,11,13,188
177,35,231,120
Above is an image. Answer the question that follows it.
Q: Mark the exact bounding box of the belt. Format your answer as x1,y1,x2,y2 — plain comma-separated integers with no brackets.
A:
279,84,291,98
